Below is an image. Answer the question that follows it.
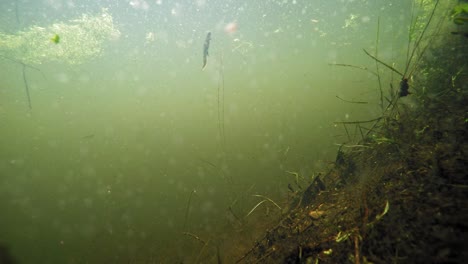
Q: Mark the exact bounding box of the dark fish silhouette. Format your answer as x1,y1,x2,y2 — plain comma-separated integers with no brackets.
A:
202,32,211,70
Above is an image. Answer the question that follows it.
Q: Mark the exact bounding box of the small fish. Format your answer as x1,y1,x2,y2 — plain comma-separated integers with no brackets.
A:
202,32,211,70
50,34,60,44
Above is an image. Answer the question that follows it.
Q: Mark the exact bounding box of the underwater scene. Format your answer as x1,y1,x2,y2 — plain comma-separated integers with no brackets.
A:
0,0,467,263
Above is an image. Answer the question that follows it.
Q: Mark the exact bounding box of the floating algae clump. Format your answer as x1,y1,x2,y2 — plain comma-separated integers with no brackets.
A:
0,8,120,65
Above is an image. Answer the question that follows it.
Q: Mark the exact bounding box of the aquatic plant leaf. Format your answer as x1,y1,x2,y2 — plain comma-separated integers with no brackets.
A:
451,3,468,25
453,16,468,25
452,3,468,16
0,8,120,65
375,200,389,221
335,231,352,242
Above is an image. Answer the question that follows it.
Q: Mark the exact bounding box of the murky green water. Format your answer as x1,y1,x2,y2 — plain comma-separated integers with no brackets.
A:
0,0,455,263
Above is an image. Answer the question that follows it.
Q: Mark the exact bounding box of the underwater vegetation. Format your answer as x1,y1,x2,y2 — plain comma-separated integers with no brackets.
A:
221,1,468,263
131,1,467,263
451,2,468,37
136,1,467,263
452,3,468,25
0,8,119,65
1,1,466,263
0,8,119,109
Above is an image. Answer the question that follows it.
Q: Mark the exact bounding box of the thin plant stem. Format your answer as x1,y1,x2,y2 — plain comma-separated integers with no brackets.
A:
252,194,282,210
246,200,268,217
336,95,368,104
217,52,226,153
404,0,440,77
182,189,196,231
15,0,20,25
363,49,404,77
328,63,378,76
21,64,32,110
246,194,282,218
374,16,384,113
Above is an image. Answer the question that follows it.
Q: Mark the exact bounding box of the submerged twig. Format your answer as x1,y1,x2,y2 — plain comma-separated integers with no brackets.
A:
334,144,371,149
1,55,46,110
336,95,368,104
334,117,382,125
182,232,207,245
328,63,378,76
